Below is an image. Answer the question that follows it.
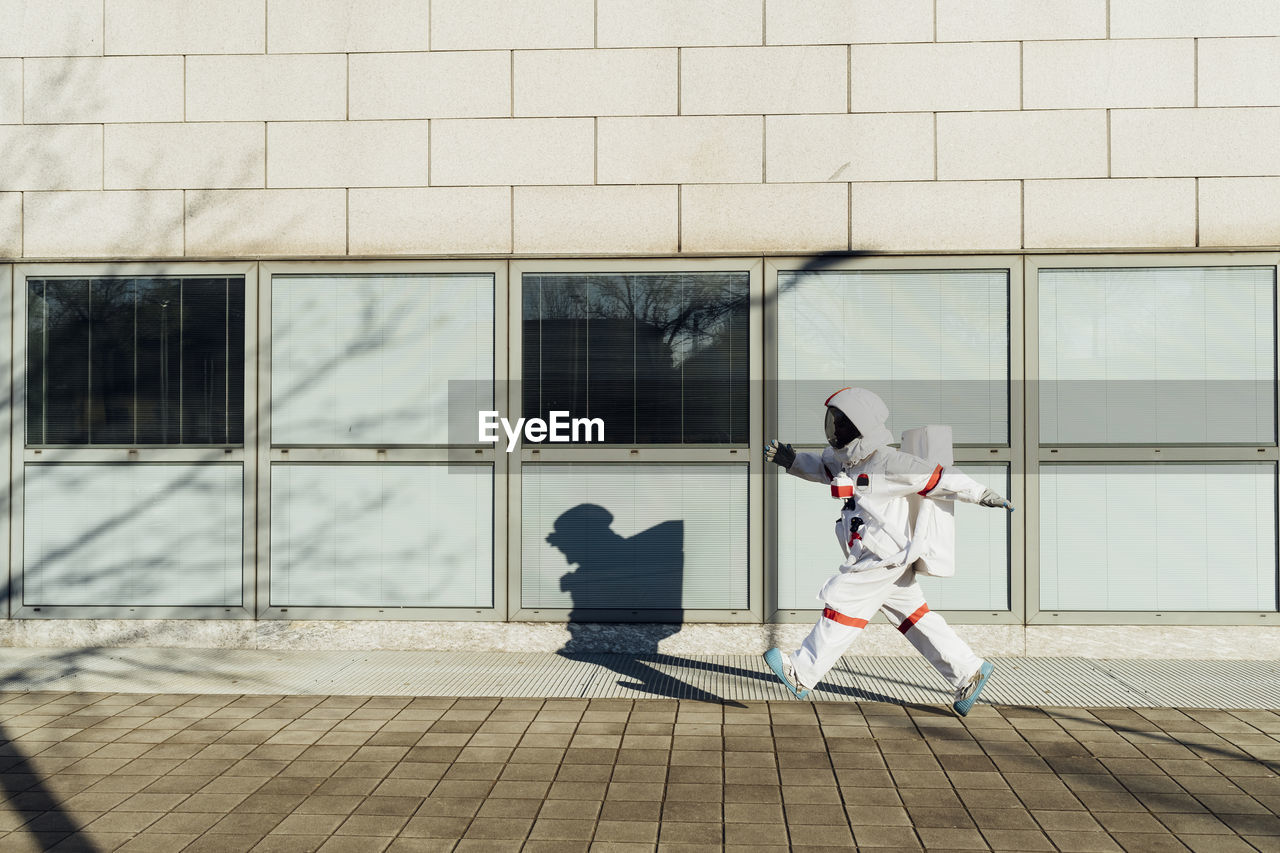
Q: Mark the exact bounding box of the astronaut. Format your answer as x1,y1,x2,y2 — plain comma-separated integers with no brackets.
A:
763,387,1013,716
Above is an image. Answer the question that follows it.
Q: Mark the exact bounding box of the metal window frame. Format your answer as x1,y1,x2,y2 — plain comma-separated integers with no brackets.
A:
9,261,258,619
508,258,765,623
763,256,1026,625
1024,252,1280,626
5,252,1272,628
0,264,9,619
256,260,509,622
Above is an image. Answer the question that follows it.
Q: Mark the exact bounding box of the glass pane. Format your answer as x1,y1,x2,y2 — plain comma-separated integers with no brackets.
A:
777,270,1009,446
27,277,245,447
226,277,247,445
523,272,750,445
1039,267,1276,444
89,278,136,444
521,463,749,610
270,464,494,608
777,461,1010,611
134,278,183,443
38,279,91,445
25,281,47,445
271,274,494,445
23,463,242,606
1040,463,1276,611
181,278,237,444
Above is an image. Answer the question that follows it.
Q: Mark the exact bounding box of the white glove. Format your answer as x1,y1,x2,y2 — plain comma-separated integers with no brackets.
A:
979,488,1014,511
764,439,796,470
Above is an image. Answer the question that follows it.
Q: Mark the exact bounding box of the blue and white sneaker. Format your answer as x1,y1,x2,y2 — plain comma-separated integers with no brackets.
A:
953,661,994,716
764,647,810,699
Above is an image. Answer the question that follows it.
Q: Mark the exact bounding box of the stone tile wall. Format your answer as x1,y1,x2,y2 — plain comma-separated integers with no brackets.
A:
0,0,1275,257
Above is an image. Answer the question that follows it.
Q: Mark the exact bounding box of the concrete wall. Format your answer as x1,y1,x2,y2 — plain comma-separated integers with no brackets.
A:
3,0,1278,260
2,619,1278,660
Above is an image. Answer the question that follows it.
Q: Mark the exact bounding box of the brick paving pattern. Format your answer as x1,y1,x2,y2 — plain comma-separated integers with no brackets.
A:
0,692,1277,852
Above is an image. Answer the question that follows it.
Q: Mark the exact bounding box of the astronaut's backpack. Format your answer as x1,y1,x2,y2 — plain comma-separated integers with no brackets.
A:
901,425,956,578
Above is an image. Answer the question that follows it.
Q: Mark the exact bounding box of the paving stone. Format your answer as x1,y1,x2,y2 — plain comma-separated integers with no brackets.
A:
852,824,921,848
600,800,661,822
1221,813,1280,835
725,821,791,845
528,817,596,840
1047,829,1126,852
1196,793,1271,814
1019,788,1087,810
1180,837,1258,853
1112,833,1194,853
905,806,975,828
399,815,471,838
661,800,720,822
959,788,1024,809
982,828,1056,851
786,823,854,846
1096,811,1169,834
658,821,722,843
967,808,1038,830
474,797,540,819
1034,809,1104,831
593,819,660,842
915,826,990,849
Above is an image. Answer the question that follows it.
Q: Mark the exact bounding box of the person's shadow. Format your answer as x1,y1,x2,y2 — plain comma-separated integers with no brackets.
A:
548,503,741,704
545,504,954,710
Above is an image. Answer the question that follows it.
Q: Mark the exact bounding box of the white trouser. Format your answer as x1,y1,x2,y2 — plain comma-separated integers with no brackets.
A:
790,564,982,692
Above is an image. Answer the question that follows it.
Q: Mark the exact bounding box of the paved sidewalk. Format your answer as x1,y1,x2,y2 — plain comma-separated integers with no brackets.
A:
2,648,1279,708
0,690,1277,852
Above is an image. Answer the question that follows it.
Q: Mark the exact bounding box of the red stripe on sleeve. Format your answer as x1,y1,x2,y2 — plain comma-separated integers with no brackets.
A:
897,603,930,634
822,607,868,629
918,465,944,496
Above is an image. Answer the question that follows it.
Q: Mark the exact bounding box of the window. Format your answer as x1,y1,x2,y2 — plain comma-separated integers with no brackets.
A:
774,265,1013,616
1033,262,1279,617
521,463,749,610
271,464,493,608
262,265,502,619
522,272,749,444
271,273,493,445
515,263,759,622
23,463,242,607
1040,463,1275,611
1039,266,1275,445
777,269,1009,446
26,277,245,446
15,266,254,619
777,462,1010,611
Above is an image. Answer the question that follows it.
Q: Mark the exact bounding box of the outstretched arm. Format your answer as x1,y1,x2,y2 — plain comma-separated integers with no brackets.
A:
881,451,1014,510
764,439,831,484
977,488,1015,511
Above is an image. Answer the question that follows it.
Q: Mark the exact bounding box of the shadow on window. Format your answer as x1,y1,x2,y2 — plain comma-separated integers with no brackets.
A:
548,503,742,706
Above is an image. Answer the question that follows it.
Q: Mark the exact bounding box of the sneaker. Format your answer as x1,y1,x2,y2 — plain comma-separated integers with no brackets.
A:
953,661,994,717
763,647,810,699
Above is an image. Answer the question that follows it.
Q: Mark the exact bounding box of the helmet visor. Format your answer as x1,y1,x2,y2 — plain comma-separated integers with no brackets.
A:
824,406,860,449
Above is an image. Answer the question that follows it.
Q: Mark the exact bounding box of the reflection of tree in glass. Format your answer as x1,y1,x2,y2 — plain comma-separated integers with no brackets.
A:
28,277,244,446
524,273,749,443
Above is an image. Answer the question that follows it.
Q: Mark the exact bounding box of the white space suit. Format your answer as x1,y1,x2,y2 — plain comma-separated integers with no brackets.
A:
780,387,994,694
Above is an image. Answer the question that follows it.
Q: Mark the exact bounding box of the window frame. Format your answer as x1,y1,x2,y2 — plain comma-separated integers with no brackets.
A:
763,255,1026,627
1024,252,1280,626
0,264,9,619
10,261,258,620
256,260,509,622
508,258,764,624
